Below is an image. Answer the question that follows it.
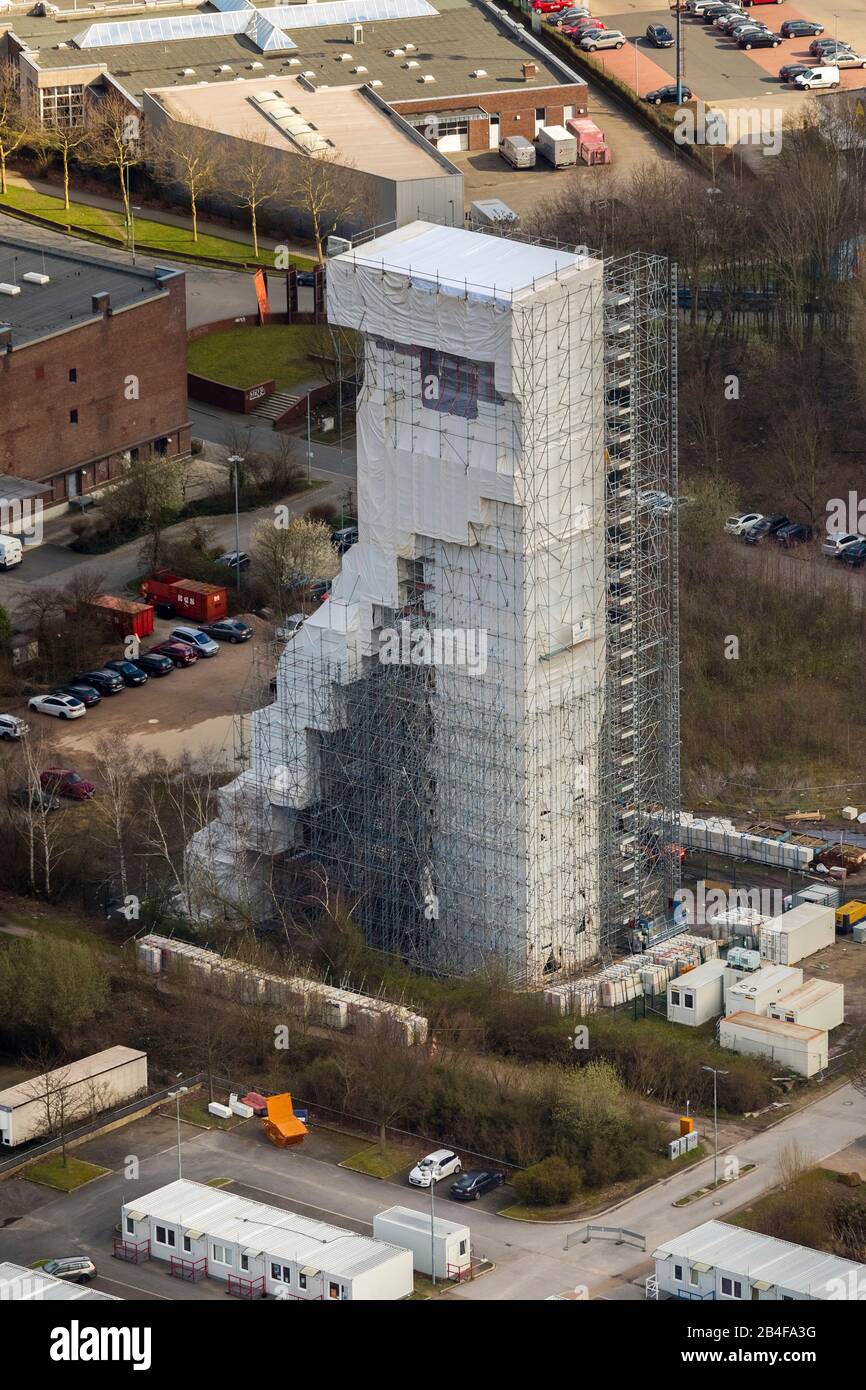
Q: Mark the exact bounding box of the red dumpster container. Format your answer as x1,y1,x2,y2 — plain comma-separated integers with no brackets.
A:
140,571,228,623
85,594,155,640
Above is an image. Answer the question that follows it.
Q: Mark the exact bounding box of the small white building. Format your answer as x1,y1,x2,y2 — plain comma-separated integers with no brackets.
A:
0,1261,119,1301
122,1180,413,1301
768,978,844,1032
725,963,803,1015
0,1047,148,1147
373,1205,470,1280
720,1012,827,1077
760,903,835,965
652,1220,866,1300
667,960,727,1026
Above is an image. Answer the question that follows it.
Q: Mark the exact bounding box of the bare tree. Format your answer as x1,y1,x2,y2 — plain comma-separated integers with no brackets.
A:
16,729,67,897
281,149,367,264
38,106,93,211
149,121,217,243
84,92,142,235
22,1048,111,1168
0,60,30,197
230,127,280,259
91,736,139,901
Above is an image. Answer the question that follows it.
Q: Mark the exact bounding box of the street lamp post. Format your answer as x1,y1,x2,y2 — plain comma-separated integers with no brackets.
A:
168,1083,189,1180
675,2,683,106
227,455,243,594
430,1178,437,1288
701,1065,728,1188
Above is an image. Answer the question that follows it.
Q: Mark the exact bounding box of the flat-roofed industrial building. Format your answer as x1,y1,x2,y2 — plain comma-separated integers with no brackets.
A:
0,1046,148,1147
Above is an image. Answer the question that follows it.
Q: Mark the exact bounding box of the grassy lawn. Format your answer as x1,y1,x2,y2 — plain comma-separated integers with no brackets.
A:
340,1144,410,1180
166,1095,245,1131
25,1156,109,1192
187,325,320,391
0,185,313,269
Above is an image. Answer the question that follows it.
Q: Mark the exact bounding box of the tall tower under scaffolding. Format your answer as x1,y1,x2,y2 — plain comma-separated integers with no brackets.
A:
188,221,680,984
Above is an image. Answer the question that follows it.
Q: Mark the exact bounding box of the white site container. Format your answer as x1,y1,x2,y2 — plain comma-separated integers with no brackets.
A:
720,1013,827,1078
535,125,577,168
373,1205,470,1281
0,1047,148,1148
759,903,835,965
667,960,727,1026
725,964,802,1016
767,979,844,1032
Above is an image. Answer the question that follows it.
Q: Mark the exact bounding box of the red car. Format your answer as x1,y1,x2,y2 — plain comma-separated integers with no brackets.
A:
148,640,198,668
532,0,570,11
40,768,95,801
565,17,605,32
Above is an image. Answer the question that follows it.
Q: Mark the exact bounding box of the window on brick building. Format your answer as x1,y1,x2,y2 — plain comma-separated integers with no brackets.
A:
69,368,77,383
69,409,78,425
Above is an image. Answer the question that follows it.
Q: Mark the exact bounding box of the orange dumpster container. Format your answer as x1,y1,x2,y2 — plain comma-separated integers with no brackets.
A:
262,1092,307,1148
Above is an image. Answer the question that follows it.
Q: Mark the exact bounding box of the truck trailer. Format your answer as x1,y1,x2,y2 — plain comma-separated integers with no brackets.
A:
535,125,578,168
0,1047,148,1147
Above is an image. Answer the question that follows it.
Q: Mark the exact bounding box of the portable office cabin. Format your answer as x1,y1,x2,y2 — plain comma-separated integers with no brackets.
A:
373,1205,470,1280
667,959,727,1026
122,1179,413,1300
760,903,835,964
724,963,803,1016
653,1219,866,1300
767,979,844,1032
720,1013,827,1077
0,1046,147,1147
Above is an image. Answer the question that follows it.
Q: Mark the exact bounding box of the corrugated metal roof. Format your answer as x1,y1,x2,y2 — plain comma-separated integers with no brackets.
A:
125,1180,407,1277
0,1262,120,1301
654,1221,866,1299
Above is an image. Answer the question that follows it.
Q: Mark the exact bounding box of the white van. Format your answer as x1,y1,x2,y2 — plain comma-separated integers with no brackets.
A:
499,134,536,169
0,535,22,570
794,66,840,89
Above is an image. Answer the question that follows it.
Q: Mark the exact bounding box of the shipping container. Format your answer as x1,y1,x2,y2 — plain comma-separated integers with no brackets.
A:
535,125,578,168
0,1047,148,1147
720,1013,827,1078
373,1205,470,1280
85,594,155,640
760,903,835,964
140,571,227,623
768,979,844,1032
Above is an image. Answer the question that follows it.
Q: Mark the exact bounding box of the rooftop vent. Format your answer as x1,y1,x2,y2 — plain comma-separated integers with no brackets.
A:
420,73,435,82
288,57,301,65
387,48,404,57
181,68,195,76
402,59,418,67
303,70,316,78
22,272,50,285
470,69,487,78
339,52,353,61
218,64,232,72
0,284,21,298
352,65,367,73
369,78,382,87
404,42,416,51
249,61,264,70
522,61,537,80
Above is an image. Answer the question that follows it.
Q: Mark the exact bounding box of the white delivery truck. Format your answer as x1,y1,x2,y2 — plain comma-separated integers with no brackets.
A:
499,134,536,169
0,535,22,570
535,125,578,168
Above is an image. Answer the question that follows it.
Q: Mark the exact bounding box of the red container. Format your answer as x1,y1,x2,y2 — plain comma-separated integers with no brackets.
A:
140,571,228,623
84,594,155,639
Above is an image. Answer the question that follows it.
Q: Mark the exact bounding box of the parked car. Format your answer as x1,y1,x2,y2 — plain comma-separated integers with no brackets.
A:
42,1258,97,1284
11,785,61,811
408,1149,462,1188
0,713,28,741
809,37,851,55
276,613,307,639
775,522,812,546
704,4,742,21
132,652,174,677
779,61,814,82
214,550,250,572
295,269,316,288
780,19,823,37
104,659,148,686
532,0,571,10
581,28,624,49
76,669,124,695
839,540,866,568
724,512,763,536
739,30,781,47
201,618,253,643
717,13,751,32
309,579,332,602
822,531,861,558
450,1170,506,1202
644,84,694,104
825,49,866,67
546,5,589,20
332,525,359,554
169,626,220,658
149,640,198,668
41,768,95,802
794,65,840,87
28,693,85,720
744,513,789,544
729,21,771,38
56,681,101,709
563,17,604,35
645,22,675,45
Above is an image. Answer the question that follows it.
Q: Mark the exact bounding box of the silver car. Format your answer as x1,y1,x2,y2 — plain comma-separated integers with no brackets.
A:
581,28,626,50
825,49,866,67
169,625,220,658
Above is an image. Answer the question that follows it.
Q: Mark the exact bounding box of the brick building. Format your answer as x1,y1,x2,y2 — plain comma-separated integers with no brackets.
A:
0,236,190,510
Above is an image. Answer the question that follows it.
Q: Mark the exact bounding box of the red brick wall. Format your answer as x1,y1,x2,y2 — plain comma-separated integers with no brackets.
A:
0,274,190,490
391,83,588,149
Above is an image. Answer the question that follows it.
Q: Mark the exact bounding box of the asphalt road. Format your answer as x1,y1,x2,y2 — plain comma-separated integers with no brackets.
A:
608,9,788,100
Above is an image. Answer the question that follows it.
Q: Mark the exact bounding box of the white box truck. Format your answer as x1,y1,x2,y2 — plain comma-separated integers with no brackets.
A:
0,536,23,571
535,125,577,168
760,903,835,965
499,134,536,169
373,1205,470,1280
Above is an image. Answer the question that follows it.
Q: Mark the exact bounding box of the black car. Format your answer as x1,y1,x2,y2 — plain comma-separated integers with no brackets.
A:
646,22,674,45
779,62,813,83
739,30,781,48
105,659,148,686
295,269,316,287
450,1170,506,1201
132,653,174,677
780,19,823,37
332,525,359,554
840,540,866,568
56,681,101,708
644,84,694,104
77,668,124,695
202,618,254,644
11,785,61,811
775,522,812,547
744,513,789,544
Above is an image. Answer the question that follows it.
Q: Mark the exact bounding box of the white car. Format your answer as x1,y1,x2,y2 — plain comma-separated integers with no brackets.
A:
639,489,675,516
724,512,763,536
821,531,861,558
0,713,28,740
408,1149,462,1188
581,28,625,50
276,613,307,640
169,625,220,658
27,693,85,720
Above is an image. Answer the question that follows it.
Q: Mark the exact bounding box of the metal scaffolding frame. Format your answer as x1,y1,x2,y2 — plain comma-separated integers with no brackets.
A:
212,231,680,983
